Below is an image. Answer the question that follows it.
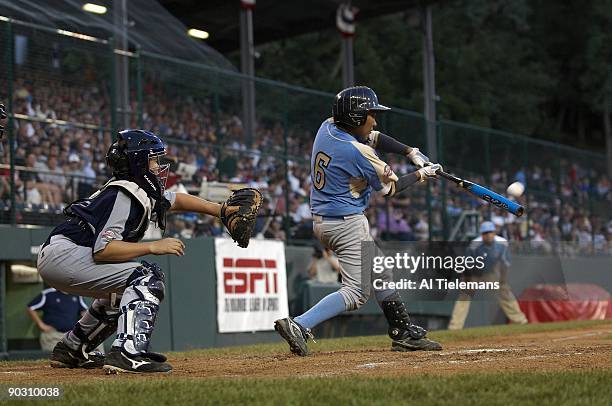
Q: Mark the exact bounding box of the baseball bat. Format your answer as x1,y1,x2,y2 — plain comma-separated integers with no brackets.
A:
436,170,525,217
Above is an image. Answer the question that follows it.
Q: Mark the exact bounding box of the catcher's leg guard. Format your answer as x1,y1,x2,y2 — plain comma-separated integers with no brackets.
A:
381,293,442,351
105,261,171,373
113,261,165,354
53,296,119,368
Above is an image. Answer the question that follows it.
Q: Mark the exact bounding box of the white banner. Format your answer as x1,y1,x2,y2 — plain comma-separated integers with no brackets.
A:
215,238,288,333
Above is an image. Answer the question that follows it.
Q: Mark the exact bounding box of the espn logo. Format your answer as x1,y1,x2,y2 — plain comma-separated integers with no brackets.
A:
222,258,278,294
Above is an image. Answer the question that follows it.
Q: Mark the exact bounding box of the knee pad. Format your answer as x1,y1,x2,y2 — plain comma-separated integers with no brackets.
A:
127,261,166,303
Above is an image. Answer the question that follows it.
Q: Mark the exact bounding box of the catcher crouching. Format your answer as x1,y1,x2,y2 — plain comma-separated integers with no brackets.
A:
36,129,262,373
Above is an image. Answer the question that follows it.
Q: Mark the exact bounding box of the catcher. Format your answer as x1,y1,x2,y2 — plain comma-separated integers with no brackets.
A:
37,129,261,373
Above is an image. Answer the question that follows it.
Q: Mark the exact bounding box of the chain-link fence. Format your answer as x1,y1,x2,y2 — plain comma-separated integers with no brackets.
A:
438,120,611,253
1,18,609,252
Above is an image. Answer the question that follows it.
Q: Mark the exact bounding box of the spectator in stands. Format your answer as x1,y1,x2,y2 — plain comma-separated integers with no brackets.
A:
191,216,221,237
38,155,65,204
291,193,313,240
264,219,286,240
3,71,609,251
530,223,552,253
24,153,63,204
308,245,340,284
412,216,429,241
596,175,610,199
377,206,414,241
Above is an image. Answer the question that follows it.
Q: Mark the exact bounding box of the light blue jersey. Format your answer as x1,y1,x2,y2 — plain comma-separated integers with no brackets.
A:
468,235,511,273
310,119,398,216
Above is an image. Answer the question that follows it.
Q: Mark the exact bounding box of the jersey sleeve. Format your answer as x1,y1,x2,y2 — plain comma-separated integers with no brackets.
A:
27,292,45,310
364,131,380,148
78,296,88,311
350,141,399,195
93,190,137,254
164,190,176,207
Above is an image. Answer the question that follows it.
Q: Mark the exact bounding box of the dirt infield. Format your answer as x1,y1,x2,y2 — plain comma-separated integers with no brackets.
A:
2,323,611,383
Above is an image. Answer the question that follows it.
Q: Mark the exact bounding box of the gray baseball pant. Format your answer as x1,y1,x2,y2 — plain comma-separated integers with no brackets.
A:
313,214,395,311
37,235,141,298
37,235,142,351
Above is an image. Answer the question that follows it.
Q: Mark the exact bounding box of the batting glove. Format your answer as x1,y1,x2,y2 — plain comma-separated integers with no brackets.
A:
417,163,443,181
407,147,429,168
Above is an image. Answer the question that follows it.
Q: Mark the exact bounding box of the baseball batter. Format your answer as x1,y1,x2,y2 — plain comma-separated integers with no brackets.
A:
275,86,443,355
37,129,259,373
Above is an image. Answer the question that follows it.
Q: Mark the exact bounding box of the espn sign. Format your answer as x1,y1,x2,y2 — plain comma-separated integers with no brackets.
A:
223,258,278,294
215,239,289,333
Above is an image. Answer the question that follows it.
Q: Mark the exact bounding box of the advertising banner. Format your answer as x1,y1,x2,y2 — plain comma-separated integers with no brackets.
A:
215,238,288,333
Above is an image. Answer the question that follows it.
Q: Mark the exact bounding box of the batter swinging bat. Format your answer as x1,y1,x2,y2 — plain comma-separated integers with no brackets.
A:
436,170,525,217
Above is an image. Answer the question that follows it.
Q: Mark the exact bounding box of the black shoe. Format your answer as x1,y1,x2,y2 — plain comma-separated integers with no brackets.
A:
50,341,105,369
389,325,443,351
274,317,314,356
391,338,443,351
103,347,172,374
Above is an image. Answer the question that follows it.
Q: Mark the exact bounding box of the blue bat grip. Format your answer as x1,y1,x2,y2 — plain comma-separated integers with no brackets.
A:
469,183,524,216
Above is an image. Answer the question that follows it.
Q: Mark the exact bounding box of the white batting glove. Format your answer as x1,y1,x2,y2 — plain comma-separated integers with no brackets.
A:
407,147,429,168
417,163,443,181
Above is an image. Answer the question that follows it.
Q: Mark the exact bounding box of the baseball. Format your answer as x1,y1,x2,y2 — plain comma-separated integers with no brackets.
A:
506,181,525,197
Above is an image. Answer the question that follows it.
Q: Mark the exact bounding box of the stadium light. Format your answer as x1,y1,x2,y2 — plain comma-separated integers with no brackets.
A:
188,28,209,40
82,3,107,15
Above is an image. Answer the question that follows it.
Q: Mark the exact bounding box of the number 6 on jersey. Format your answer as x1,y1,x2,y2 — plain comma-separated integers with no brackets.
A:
313,151,331,190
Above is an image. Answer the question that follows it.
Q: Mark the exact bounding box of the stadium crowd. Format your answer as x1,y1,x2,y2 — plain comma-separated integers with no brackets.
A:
1,73,610,255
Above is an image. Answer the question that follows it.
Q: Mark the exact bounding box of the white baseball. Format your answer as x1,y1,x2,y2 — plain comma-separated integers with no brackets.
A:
506,181,525,197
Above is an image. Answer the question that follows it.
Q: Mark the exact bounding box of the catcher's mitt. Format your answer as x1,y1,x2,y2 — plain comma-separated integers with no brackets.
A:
221,188,263,248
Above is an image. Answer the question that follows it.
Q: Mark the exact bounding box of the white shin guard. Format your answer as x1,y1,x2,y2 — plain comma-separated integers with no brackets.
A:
113,262,165,354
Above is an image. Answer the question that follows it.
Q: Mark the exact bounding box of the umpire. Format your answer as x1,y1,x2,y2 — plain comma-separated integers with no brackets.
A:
448,221,528,329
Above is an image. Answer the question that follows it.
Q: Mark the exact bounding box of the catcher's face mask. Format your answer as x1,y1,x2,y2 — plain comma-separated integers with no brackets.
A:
149,155,170,195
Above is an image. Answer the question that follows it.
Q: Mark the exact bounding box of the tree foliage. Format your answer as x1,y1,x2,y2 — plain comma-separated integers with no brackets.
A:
250,0,612,150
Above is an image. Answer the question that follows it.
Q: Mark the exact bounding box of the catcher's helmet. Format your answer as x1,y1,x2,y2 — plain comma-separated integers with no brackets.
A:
332,86,390,127
106,129,169,203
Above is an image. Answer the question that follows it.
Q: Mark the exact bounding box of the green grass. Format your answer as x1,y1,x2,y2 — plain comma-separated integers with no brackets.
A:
37,371,612,406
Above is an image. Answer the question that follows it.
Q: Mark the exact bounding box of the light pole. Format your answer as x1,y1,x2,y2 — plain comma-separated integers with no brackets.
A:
113,0,130,129
240,0,256,147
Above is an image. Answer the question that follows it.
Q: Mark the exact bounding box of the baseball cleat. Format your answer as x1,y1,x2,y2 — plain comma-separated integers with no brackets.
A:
103,347,172,374
274,317,314,356
391,336,443,352
50,341,105,369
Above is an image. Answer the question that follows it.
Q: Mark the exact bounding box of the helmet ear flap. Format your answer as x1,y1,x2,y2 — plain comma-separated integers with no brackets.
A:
106,139,130,177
